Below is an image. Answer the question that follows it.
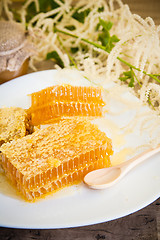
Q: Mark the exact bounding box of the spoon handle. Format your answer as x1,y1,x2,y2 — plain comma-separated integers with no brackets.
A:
119,144,160,177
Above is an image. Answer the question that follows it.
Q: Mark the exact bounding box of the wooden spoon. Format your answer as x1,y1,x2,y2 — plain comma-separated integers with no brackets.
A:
84,145,160,189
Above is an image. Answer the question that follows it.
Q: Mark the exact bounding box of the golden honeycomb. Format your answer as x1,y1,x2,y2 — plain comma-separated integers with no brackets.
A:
29,85,105,125
0,118,113,201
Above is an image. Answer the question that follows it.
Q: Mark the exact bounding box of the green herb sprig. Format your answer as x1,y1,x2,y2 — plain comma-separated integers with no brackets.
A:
46,51,64,68
117,57,160,85
97,18,119,53
53,18,160,87
22,0,160,88
119,68,135,87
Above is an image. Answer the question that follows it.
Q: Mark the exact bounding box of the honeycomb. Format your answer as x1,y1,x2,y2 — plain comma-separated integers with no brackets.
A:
29,85,105,125
0,107,33,146
0,118,113,201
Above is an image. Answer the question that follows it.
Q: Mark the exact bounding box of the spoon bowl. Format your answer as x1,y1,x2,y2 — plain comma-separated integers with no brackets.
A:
84,167,121,189
84,144,160,189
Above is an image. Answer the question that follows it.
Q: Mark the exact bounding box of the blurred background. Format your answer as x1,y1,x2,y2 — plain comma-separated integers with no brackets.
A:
10,0,160,25
123,0,160,25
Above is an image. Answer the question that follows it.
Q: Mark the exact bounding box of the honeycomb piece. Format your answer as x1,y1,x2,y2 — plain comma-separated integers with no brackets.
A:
0,118,113,201
0,107,33,146
29,85,105,125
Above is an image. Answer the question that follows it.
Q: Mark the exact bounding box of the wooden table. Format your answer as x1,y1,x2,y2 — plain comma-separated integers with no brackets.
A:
0,0,160,239
0,198,159,239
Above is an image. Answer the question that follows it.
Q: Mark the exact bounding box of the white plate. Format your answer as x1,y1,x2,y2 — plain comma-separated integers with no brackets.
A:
0,69,160,229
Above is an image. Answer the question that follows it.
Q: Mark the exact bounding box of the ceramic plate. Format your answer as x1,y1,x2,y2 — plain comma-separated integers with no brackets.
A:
0,69,160,229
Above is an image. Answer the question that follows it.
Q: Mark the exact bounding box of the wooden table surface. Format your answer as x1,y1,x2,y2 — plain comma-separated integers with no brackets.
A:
0,0,160,239
0,198,160,240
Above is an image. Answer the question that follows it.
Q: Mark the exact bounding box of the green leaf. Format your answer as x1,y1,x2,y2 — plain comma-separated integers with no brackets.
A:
123,70,132,77
128,75,135,87
38,0,63,12
98,6,104,13
10,8,21,22
25,2,37,23
25,0,63,23
72,8,90,23
65,25,76,31
99,18,113,31
98,32,110,47
71,47,79,53
119,76,129,81
96,22,101,31
46,51,64,68
111,35,120,43
119,69,135,87
97,18,119,52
